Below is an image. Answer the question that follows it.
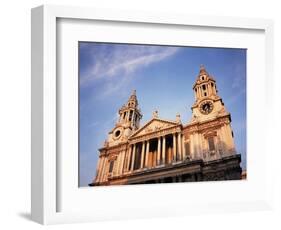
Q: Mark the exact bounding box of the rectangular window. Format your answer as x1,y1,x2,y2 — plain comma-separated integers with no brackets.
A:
185,142,190,156
109,160,114,173
208,137,215,151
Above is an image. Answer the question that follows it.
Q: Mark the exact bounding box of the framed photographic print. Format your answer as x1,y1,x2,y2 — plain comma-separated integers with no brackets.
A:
80,43,245,187
31,5,274,225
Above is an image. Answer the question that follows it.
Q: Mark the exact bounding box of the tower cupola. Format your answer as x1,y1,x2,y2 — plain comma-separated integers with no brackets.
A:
193,65,217,101
117,90,142,130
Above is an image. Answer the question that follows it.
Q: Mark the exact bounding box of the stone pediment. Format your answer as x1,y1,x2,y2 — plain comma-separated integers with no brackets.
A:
129,118,179,139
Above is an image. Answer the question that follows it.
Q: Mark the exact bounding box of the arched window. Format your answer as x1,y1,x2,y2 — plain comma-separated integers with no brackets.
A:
129,110,133,121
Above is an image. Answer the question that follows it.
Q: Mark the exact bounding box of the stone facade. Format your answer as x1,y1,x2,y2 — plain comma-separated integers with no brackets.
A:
89,65,242,186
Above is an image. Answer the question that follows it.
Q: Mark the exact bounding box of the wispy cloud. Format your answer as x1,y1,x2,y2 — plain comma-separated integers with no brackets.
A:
79,44,180,96
225,88,246,105
231,64,246,89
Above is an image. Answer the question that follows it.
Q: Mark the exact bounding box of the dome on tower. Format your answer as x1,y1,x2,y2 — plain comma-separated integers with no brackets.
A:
193,65,215,89
127,89,139,108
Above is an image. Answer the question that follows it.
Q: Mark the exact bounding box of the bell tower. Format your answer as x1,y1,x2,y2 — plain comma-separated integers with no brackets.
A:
191,65,228,122
105,90,142,147
117,90,142,130
188,65,236,159
193,65,218,101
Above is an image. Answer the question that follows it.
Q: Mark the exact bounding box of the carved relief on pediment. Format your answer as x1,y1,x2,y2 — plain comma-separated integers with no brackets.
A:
145,127,153,133
133,119,177,137
145,124,165,133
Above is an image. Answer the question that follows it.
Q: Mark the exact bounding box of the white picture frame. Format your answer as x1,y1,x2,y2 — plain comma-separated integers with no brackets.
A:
31,5,274,225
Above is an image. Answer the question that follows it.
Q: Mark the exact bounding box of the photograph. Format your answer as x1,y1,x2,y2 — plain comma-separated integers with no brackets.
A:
78,42,246,187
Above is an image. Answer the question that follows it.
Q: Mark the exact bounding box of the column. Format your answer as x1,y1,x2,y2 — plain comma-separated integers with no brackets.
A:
194,133,199,159
182,134,186,160
119,150,125,175
196,133,201,158
157,137,161,165
222,125,229,154
162,136,166,165
140,141,145,168
96,157,102,182
118,152,123,175
115,154,120,176
99,157,104,182
173,133,177,161
223,124,234,154
177,132,182,161
219,126,226,154
101,157,107,181
226,124,235,148
190,134,195,159
126,110,130,122
120,113,123,123
104,159,109,181
131,144,136,171
145,141,150,168
94,157,100,182
212,84,216,95
126,145,132,172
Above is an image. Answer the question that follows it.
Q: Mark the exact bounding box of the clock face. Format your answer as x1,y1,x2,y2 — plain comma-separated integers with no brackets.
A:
199,100,214,115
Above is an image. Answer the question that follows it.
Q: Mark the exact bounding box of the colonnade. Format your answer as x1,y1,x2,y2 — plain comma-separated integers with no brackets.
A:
95,132,189,183
125,132,186,172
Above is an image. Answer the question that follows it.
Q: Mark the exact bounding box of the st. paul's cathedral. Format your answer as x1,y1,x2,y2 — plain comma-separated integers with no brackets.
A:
89,65,242,186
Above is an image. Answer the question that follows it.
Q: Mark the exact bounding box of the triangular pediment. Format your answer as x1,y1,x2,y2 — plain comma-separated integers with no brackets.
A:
129,118,179,139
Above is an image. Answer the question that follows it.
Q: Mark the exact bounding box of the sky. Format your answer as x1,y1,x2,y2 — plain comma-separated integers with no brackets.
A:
79,42,247,187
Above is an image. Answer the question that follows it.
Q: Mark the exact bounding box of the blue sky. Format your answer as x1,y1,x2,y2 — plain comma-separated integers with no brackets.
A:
79,42,247,187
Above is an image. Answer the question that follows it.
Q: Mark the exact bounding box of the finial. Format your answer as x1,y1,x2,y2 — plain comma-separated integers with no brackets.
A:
153,110,159,118
199,64,208,75
200,64,206,71
176,113,181,123
132,89,136,96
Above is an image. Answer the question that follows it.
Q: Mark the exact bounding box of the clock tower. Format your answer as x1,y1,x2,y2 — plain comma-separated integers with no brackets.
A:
106,90,142,147
186,65,236,160
191,65,228,122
